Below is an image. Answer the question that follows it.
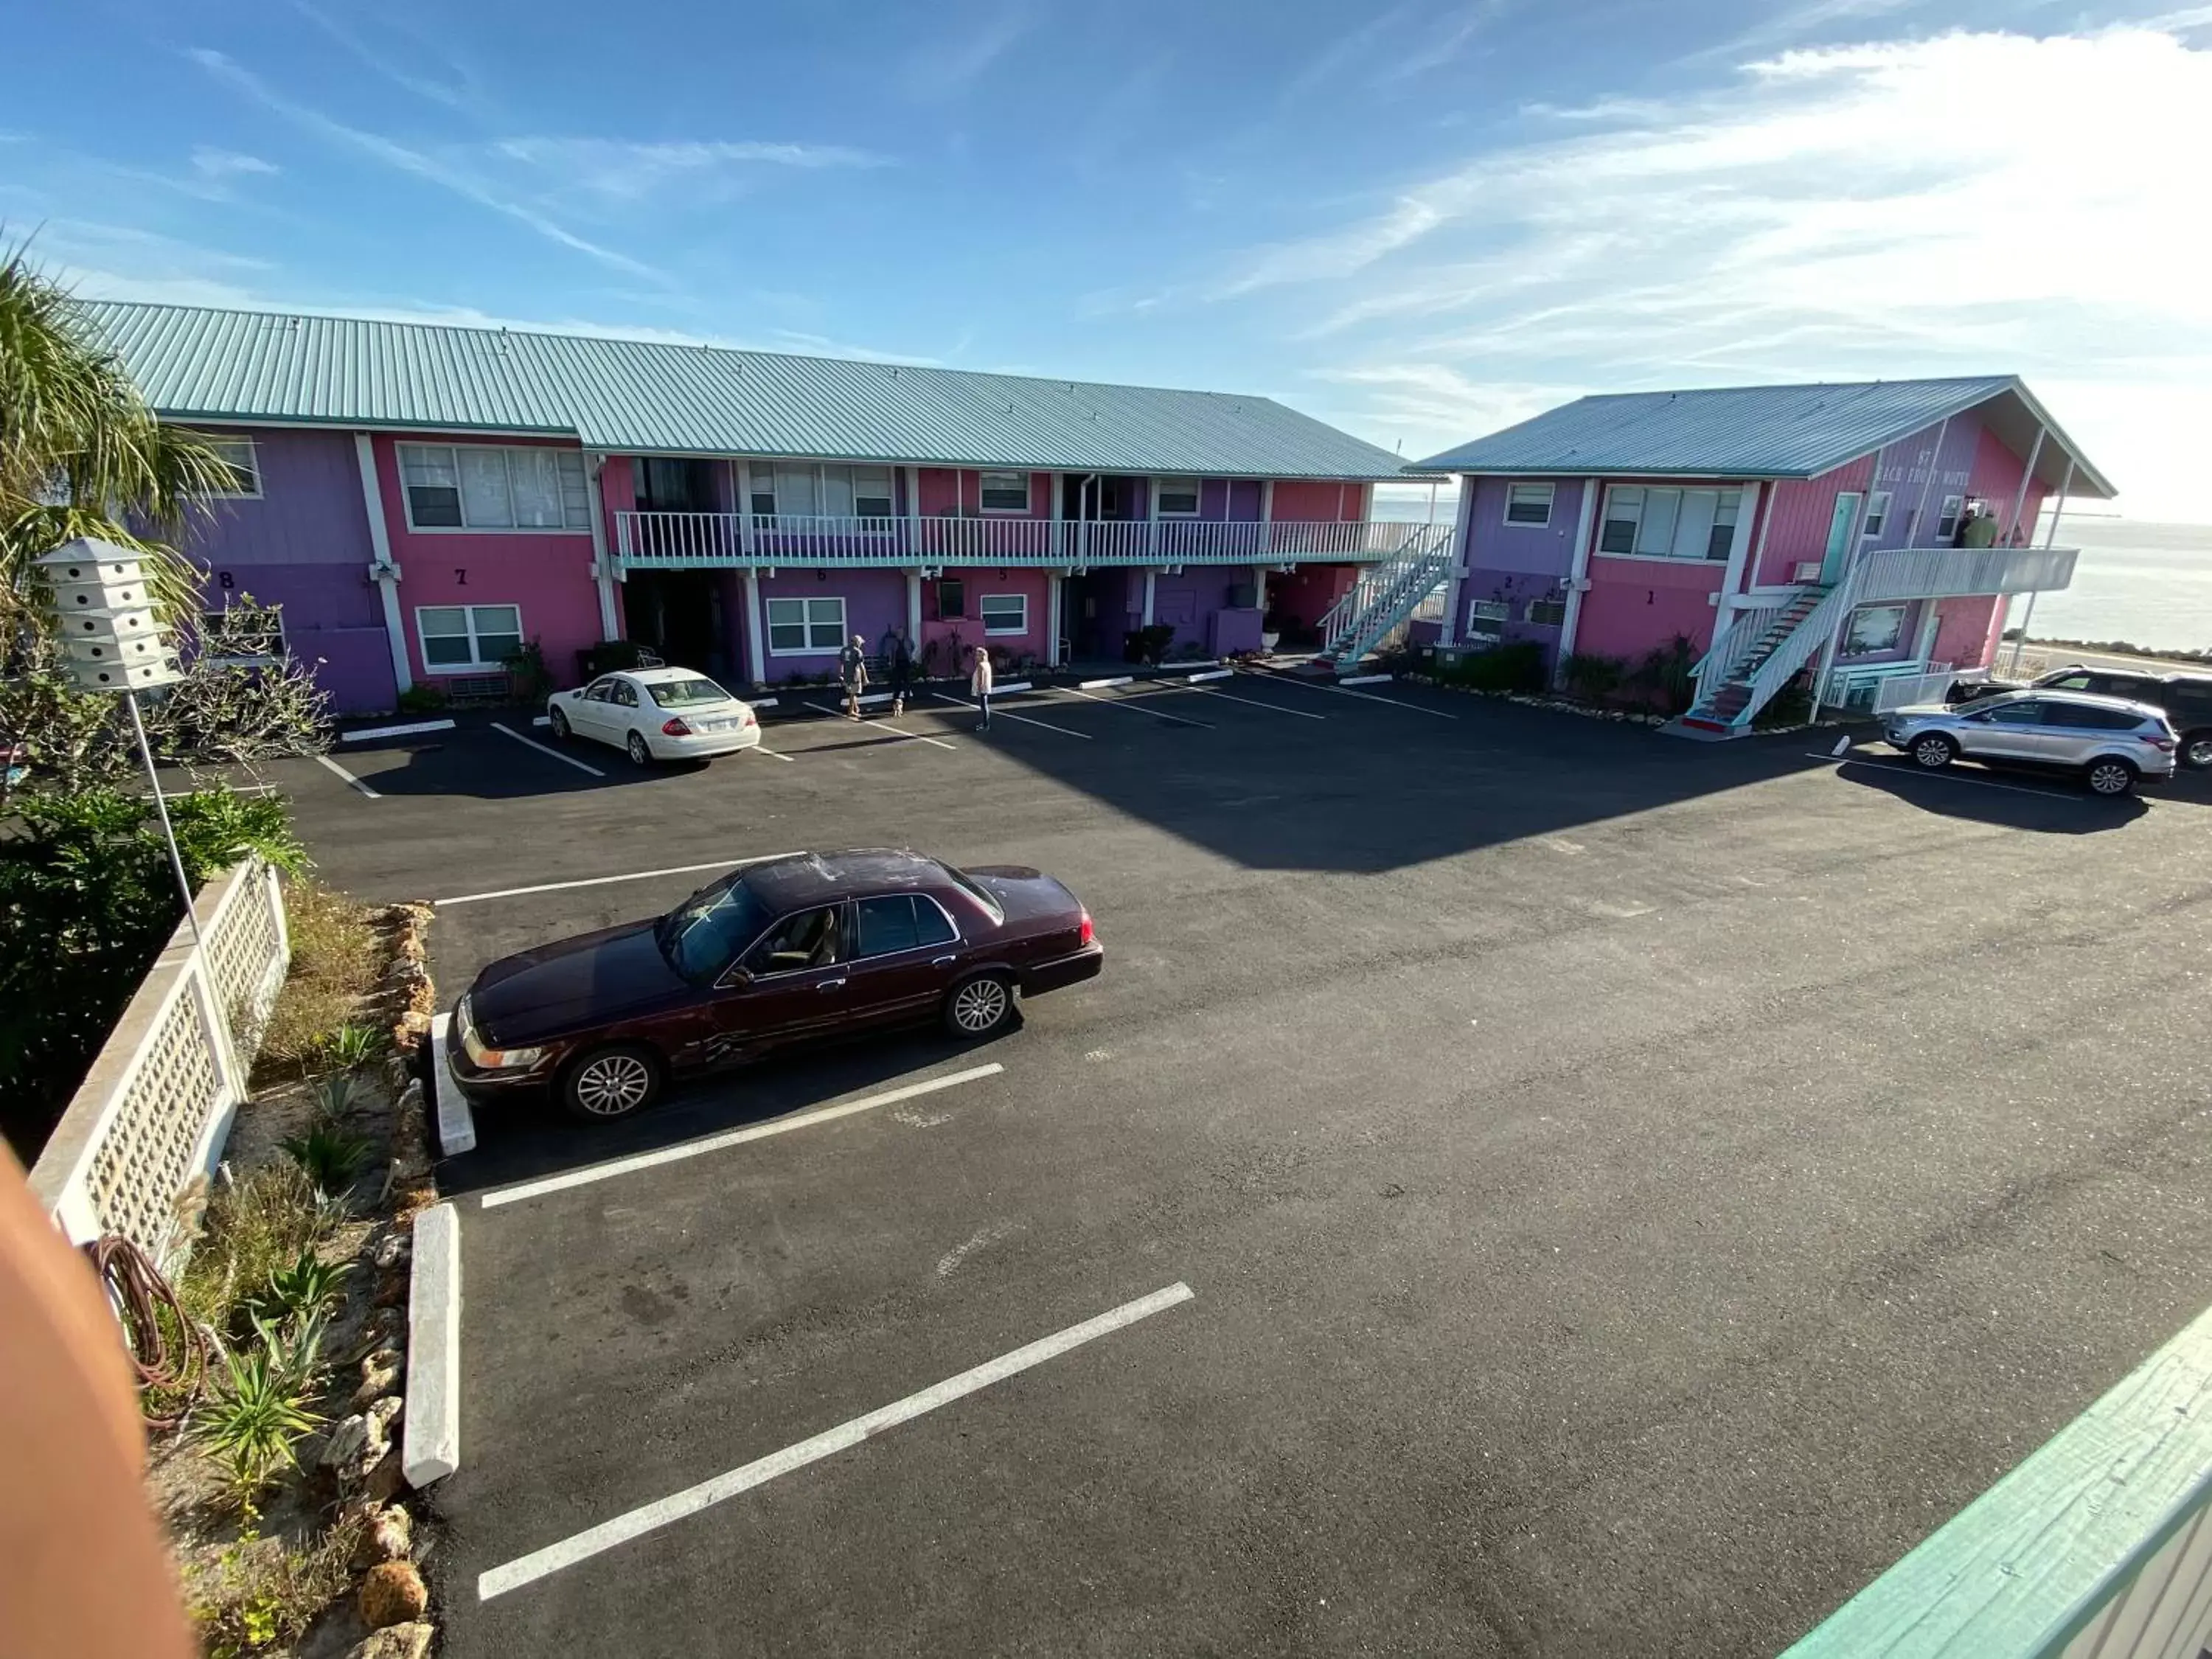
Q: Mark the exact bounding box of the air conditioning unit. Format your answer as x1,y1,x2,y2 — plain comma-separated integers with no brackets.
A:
1791,561,1825,583
1227,582,1257,609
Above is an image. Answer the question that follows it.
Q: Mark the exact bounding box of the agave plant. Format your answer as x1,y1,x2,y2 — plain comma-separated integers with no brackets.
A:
279,1120,371,1197
241,1250,350,1331
195,1341,322,1505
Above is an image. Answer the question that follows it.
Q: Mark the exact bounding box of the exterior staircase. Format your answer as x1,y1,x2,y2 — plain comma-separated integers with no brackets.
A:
1672,583,1833,736
1315,526,1455,667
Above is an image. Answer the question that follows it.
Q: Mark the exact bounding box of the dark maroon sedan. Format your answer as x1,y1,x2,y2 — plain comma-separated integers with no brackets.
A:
446,849,1102,1121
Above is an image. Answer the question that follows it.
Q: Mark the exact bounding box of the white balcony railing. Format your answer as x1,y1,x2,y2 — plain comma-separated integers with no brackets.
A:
613,512,1435,569
1857,543,2079,601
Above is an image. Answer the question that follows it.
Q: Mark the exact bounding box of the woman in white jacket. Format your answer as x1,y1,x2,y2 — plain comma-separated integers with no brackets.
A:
969,645,994,731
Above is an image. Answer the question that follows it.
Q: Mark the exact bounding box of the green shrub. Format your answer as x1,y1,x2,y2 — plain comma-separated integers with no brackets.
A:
187,1509,362,1659
322,1021,383,1071
0,786,305,1161
1122,625,1175,666
394,684,448,714
1560,652,1627,702
179,1163,331,1340
1754,675,1815,728
1627,634,1700,715
502,637,552,703
1442,641,1546,693
256,883,380,1077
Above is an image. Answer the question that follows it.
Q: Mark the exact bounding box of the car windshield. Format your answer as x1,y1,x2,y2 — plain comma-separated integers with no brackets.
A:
655,877,772,981
648,677,735,708
936,862,1004,925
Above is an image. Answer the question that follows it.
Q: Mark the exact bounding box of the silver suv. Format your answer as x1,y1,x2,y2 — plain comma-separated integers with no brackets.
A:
1884,689,2177,797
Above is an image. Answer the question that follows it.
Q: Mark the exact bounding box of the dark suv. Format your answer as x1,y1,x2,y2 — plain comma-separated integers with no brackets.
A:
1955,666,2212,771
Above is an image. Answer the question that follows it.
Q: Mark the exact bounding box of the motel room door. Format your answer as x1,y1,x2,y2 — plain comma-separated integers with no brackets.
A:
1820,492,1863,584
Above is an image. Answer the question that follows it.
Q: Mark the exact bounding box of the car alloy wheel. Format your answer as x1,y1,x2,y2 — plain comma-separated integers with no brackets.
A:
627,731,652,766
571,1049,654,1117
1911,734,1954,769
2087,759,2135,797
549,708,570,739
949,975,1012,1035
2184,732,2212,771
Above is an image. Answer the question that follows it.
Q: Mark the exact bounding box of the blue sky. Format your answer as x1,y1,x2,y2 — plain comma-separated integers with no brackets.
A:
6,0,2210,517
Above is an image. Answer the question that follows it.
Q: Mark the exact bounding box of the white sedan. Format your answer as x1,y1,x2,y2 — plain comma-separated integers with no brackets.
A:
546,668,762,765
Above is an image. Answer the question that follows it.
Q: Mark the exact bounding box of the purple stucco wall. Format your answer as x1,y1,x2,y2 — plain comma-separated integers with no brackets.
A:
1441,478,1583,662
181,427,396,713
754,568,908,683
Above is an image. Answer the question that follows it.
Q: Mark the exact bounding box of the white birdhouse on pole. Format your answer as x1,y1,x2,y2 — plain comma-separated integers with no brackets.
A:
34,537,200,945
35,538,181,692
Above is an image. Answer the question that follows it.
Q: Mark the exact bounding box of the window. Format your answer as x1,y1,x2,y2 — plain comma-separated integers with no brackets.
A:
1504,482,1554,526
198,435,261,498
852,894,961,956
1978,699,2044,726
199,605,283,659
978,470,1030,513
649,676,737,707
1935,494,1964,541
748,470,777,515
851,467,894,518
2047,703,2143,731
935,577,966,619
741,905,844,976
1526,597,1567,627
1154,478,1200,517
1467,599,1510,643
979,594,1027,636
765,596,846,654
417,604,522,670
1863,490,1891,540
584,677,619,701
751,463,895,518
397,444,588,531
1597,485,1743,560
1841,603,1907,656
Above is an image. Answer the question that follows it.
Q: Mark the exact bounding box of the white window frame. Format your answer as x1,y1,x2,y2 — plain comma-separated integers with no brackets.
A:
978,593,1028,636
1596,484,1743,562
765,595,848,655
1467,599,1510,642
198,434,262,499
1526,596,1568,627
396,442,591,534
1153,477,1201,518
414,603,524,672
977,470,1031,515
1503,481,1554,527
1863,490,1892,540
1841,602,1909,656
1935,494,1964,540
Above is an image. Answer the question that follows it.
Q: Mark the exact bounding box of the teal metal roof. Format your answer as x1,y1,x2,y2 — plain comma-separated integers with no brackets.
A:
1407,376,2114,499
80,301,1410,481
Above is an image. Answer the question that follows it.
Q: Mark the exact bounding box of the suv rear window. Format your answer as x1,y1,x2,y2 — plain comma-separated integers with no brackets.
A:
2047,703,2152,731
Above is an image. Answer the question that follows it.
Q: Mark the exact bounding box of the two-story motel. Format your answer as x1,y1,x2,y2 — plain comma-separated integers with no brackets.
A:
1386,378,2112,731
84,302,1436,714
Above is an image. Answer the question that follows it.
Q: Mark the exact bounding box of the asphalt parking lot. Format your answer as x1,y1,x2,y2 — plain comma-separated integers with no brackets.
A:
259,672,2212,1658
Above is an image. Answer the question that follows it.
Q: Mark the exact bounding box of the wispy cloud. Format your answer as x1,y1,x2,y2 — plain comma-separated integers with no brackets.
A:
288,0,481,111
906,0,1036,99
1282,4,1419,99
1242,25,2212,511
1375,1,1510,83
493,136,891,205
189,47,661,281
192,147,279,180
1677,0,1924,65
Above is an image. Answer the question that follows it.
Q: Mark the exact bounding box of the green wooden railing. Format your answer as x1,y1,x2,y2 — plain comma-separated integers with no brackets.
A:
1785,1303,2212,1658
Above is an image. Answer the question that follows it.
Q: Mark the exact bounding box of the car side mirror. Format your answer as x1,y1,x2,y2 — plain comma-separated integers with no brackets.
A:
723,965,754,990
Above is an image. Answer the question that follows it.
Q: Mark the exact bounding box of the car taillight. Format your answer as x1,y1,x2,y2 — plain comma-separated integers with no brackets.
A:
2148,734,2176,751
1078,909,1094,945
742,711,757,726
662,717,692,737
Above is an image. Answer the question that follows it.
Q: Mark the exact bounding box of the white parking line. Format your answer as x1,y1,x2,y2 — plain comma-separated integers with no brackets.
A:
427,1012,478,1153
434,851,804,908
476,1279,1195,1599
477,1062,1006,1208
1060,686,1212,728
1186,686,1325,720
314,753,382,799
753,745,795,762
1819,753,2104,801
1251,673,1458,719
492,722,606,776
801,702,958,751
930,691,1095,739
340,718,456,742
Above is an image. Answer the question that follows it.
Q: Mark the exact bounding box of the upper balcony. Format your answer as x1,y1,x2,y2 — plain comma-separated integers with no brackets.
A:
613,512,1439,570
1765,543,2079,602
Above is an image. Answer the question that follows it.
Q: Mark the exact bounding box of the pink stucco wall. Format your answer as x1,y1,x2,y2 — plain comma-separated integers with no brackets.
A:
372,433,604,686
1576,554,1722,661
924,566,1054,664
917,468,1053,519
1271,481,1366,521
1268,563,1357,630
1753,457,1878,586
1928,597,2004,670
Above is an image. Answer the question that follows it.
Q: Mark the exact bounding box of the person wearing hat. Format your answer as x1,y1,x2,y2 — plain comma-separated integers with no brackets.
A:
838,633,869,720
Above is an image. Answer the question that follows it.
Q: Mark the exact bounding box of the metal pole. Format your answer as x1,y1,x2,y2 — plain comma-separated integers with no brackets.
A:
2008,457,2074,675
125,689,202,950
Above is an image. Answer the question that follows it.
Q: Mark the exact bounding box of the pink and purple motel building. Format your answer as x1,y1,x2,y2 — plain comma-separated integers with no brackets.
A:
87,302,2108,734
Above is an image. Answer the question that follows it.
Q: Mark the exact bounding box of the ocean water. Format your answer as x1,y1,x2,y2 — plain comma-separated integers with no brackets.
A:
1370,491,2212,656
